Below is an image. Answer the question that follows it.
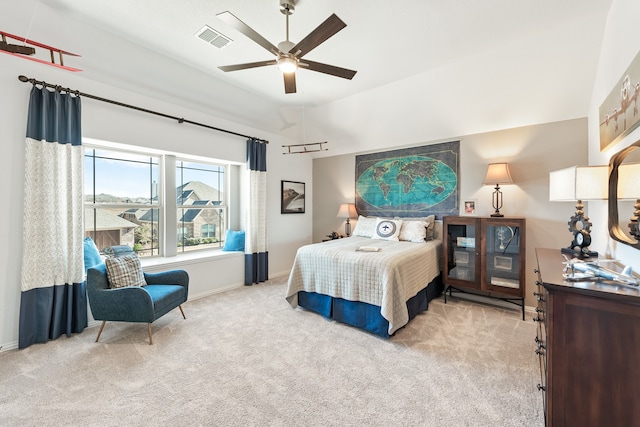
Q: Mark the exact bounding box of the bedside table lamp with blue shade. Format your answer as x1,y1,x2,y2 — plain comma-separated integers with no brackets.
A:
549,165,608,258
337,203,357,237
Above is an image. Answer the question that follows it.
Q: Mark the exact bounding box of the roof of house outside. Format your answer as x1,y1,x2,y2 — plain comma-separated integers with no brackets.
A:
177,181,221,205
85,208,138,231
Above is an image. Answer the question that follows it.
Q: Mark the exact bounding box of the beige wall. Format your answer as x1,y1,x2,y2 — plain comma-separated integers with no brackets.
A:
313,118,588,309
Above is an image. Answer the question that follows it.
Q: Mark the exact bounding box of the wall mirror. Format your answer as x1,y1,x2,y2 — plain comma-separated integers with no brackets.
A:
608,138,640,249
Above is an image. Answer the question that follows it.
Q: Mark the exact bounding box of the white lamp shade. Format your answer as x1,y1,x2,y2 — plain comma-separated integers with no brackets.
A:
549,165,608,201
337,203,357,218
483,163,514,185
618,163,640,199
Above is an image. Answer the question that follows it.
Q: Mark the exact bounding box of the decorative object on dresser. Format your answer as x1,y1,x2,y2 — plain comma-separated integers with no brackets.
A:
482,163,514,217
549,165,608,258
336,203,357,237
534,248,640,426
562,257,640,287
443,216,526,320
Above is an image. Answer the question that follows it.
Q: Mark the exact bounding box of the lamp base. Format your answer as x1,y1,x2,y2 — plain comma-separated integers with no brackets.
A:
491,213,504,217
562,246,598,260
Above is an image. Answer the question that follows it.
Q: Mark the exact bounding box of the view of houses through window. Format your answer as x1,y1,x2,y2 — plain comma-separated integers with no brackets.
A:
84,147,228,258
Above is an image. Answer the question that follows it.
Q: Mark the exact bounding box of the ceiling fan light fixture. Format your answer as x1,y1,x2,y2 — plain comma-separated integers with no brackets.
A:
277,55,298,73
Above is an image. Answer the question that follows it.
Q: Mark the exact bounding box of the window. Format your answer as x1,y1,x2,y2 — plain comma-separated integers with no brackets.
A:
176,160,227,253
201,224,216,238
84,145,229,258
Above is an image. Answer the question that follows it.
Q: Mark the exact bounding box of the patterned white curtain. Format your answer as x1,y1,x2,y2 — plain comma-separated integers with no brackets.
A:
19,85,86,348
245,139,269,285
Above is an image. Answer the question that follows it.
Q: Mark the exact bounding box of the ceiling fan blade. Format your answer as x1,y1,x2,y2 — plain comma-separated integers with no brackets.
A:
217,11,281,55
219,60,277,72
301,60,357,80
289,14,346,58
283,72,297,94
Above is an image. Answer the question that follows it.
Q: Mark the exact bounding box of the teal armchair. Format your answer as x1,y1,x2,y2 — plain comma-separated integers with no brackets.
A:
87,263,189,344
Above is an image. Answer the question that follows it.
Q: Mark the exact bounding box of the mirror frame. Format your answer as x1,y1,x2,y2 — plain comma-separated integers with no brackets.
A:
608,138,640,249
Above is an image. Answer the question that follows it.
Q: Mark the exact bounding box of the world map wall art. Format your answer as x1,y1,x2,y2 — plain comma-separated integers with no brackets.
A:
355,141,460,218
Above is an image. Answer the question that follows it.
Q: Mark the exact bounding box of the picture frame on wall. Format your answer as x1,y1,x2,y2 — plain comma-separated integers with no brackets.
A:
598,49,640,151
281,180,305,214
462,200,477,216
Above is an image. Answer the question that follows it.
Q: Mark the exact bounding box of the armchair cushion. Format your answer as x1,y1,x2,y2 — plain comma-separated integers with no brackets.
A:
105,254,147,288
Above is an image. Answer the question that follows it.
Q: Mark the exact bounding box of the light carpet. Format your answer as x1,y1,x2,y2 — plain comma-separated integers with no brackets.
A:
0,275,544,426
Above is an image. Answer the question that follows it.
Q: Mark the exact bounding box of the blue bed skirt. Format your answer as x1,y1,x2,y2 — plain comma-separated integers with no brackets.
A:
297,274,443,338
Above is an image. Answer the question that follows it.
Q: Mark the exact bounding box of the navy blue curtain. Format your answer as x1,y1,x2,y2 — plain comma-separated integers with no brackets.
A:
19,86,86,348
245,139,269,285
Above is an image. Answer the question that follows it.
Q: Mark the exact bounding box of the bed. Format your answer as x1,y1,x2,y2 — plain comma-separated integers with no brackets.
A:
285,218,443,337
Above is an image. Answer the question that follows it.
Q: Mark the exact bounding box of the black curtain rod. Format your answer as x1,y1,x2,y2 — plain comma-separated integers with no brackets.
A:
17,75,269,144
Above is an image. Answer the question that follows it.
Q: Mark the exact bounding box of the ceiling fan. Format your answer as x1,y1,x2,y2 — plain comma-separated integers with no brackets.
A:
216,0,357,94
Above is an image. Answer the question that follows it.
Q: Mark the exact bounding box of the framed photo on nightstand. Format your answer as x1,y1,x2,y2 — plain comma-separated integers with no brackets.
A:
462,200,477,216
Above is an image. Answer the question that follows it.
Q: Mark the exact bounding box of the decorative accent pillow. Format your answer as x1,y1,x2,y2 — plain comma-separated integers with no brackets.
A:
424,215,436,240
352,215,378,238
83,237,102,273
399,220,428,243
105,254,147,289
372,218,403,241
222,230,245,251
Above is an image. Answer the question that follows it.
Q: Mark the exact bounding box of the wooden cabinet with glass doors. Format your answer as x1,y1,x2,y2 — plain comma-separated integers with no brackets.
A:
443,216,526,320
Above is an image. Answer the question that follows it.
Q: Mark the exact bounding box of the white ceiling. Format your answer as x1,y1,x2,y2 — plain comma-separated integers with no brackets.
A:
12,0,613,156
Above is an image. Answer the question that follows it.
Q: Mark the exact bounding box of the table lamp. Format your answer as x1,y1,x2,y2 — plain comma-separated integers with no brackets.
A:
549,165,608,258
337,203,357,237
483,163,514,217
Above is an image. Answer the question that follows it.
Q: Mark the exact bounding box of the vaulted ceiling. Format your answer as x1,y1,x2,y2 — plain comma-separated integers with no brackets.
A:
9,0,613,156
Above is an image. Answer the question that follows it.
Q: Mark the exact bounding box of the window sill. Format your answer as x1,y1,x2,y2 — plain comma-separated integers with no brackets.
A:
140,249,244,271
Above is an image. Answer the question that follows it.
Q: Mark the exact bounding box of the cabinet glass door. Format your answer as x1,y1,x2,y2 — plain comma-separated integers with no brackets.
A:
484,223,521,292
446,223,477,286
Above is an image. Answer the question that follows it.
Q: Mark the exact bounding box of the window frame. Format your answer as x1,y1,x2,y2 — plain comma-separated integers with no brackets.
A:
175,157,229,254
83,143,232,259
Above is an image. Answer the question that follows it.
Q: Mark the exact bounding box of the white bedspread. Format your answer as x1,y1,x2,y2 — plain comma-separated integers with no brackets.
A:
285,236,442,335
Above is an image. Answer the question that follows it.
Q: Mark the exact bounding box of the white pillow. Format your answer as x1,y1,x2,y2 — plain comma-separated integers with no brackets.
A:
399,220,428,243
372,218,403,241
352,215,377,238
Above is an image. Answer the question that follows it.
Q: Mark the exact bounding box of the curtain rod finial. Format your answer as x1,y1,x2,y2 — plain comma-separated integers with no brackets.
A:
18,75,29,82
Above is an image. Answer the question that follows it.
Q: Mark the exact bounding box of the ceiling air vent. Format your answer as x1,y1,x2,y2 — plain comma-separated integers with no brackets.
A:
195,25,232,49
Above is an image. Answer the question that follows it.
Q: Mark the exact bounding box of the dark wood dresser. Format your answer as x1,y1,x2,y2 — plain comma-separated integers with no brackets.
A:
534,248,640,426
